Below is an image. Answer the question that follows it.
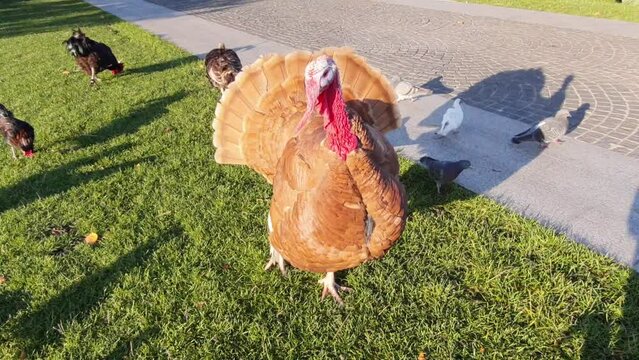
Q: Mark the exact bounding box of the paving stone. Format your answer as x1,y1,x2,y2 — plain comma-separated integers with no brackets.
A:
146,0,639,157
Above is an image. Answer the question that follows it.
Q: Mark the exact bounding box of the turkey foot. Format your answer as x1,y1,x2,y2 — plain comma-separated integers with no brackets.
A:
264,244,287,276
319,272,352,306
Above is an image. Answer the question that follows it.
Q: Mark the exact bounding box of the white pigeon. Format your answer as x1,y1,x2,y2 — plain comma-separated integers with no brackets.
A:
390,76,433,102
438,98,463,136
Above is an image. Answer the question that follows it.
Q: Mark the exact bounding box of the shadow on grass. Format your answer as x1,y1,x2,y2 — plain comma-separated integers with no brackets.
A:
400,161,476,215
103,326,161,358
0,0,117,39
11,224,183,355
564,191,639,359
570,274,639,359
70,91,187,149
121,56,199,77
0,289,31,327
0,143,148,214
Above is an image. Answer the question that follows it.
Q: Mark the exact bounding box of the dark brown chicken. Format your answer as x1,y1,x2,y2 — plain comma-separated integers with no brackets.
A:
0,104,35,159
204,43,242,92
64,29,124,85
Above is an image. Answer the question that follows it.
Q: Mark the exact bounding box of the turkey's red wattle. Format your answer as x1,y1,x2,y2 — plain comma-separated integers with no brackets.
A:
318,80,358,161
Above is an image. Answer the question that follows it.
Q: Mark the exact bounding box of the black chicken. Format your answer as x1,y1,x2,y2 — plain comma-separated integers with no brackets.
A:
64,29,124,85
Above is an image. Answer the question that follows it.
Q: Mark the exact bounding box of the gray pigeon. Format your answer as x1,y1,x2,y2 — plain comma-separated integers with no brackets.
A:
419,156,471,194
511,110,570,147
390,76,433,102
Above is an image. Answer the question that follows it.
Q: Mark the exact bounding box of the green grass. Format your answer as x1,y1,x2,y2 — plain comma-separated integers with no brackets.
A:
1,0,638,358
460,0,639,23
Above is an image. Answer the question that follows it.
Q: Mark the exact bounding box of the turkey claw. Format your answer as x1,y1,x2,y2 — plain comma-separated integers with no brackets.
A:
264,245,287,276
318,272,352,306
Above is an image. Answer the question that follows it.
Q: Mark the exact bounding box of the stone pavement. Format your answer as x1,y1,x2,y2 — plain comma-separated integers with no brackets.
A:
84,0,639,271
144,0,639,158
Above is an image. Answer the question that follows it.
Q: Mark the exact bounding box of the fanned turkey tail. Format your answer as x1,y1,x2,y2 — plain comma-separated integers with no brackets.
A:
212,47,401,183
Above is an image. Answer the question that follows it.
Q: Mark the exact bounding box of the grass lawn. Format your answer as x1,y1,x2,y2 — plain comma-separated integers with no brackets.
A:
460,0,639,23
1,0,638,358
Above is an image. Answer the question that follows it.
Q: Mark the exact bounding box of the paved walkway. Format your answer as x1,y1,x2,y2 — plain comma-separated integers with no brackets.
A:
142,0,639,158
84,0,639,271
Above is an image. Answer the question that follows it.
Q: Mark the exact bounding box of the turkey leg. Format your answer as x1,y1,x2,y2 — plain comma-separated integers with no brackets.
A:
318,272,352,306
264,213,287,276
264,244,287,276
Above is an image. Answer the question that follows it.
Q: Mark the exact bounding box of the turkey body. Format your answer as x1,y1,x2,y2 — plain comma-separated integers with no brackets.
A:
270,111,405,273
212,48,407,303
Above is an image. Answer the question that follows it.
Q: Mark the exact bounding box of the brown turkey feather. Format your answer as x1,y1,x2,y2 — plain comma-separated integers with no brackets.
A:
268,114,406,272
212,47,406,275
212,47,400,183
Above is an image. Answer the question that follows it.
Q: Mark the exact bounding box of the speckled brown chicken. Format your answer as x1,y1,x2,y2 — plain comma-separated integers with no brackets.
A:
204,43,242,92
0,104,35,160
213,48,407,304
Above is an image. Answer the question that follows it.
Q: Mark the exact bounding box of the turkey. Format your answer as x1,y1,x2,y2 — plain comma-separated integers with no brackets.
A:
213,48,407,305
205,43,242,92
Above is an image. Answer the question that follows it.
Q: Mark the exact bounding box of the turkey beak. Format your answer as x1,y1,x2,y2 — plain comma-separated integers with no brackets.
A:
319,75,331,89
297,76,321,135
319,67,336,91
295,112,313,135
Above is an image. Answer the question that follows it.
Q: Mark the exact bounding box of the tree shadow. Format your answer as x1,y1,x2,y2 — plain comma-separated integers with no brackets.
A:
0,0,117,39
0,143,149,214
121,56,198,76
67,91,187,149
0,288,31,327
10,224,183,355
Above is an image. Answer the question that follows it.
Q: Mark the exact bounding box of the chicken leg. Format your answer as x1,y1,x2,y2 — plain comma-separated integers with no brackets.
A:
318,272,352,306
90,67,97,86
10,146,17,160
